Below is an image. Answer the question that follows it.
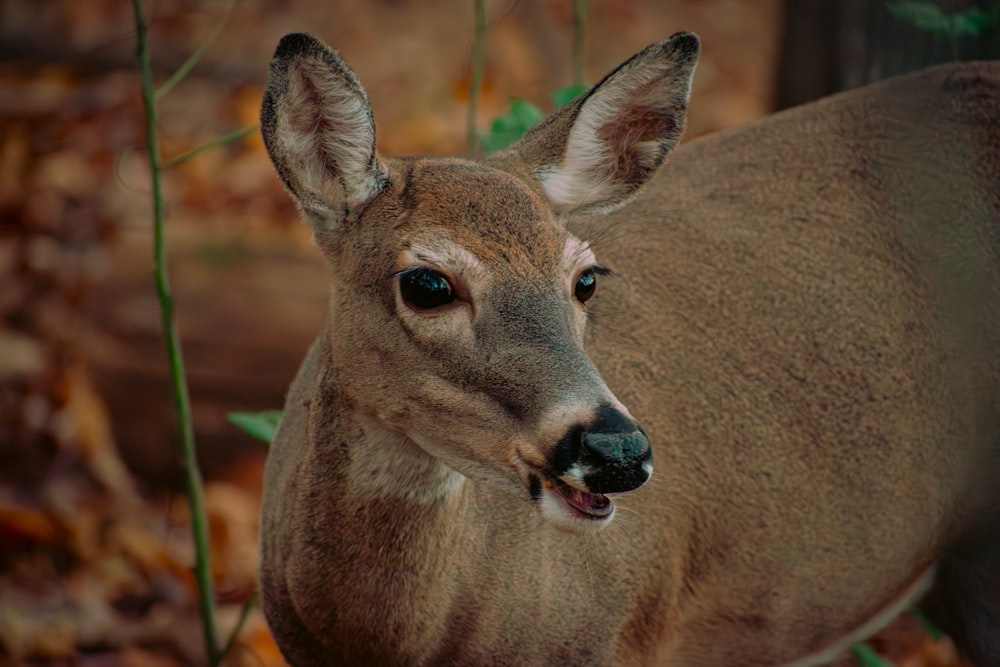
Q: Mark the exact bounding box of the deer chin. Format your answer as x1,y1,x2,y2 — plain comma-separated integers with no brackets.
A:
530,470,616,529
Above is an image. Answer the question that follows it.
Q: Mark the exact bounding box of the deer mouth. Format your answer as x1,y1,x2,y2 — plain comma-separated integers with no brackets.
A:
531,471,615,522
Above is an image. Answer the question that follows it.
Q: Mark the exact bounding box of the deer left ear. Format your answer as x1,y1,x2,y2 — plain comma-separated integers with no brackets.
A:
509,32,700,215
260,33,387,228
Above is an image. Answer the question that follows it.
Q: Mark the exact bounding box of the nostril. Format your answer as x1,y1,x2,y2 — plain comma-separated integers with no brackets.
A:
573,405,653,494
578,423,652,494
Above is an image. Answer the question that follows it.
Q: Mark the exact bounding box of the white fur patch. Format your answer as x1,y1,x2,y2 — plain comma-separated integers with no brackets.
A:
562,237,596,273
279,61,383,215
539,58,689,212
562,462,596,487
352,418,467,502
401,239,485,280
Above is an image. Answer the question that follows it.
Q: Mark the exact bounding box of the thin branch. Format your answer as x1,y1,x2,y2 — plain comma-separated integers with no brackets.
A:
221,591,259,660
130,1,222,665
155,3,234,100
163,124,258,169
571,0,587,86
466,0,487,156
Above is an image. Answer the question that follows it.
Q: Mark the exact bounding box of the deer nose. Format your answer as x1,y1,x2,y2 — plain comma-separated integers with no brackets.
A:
557,404,653,495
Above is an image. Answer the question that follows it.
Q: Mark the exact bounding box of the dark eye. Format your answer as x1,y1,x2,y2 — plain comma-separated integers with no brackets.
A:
400,268,455,310
575,269,597,303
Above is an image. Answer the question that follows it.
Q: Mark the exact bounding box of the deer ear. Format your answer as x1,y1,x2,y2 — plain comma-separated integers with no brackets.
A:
260,33,387,227
512,32,699,215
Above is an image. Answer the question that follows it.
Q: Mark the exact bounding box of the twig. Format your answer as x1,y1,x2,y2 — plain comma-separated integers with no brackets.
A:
130,1,222,664
155,2,235,100
466,0,487,155
221,591,259,660
163,124,258,169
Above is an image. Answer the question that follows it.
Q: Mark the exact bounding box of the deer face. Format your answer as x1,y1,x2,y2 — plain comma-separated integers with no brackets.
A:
260,32,697,528
318,157,650,528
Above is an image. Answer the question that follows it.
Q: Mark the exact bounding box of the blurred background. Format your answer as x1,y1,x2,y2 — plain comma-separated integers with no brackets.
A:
0,1,997,665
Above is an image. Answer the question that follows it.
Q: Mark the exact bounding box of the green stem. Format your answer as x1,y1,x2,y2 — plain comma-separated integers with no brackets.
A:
221,591,259,660
155,4,233,100
163,124,258,169
466,0,487,156
850,643,894,667
910,606,943,641
571,0,587,86
130,1,221,665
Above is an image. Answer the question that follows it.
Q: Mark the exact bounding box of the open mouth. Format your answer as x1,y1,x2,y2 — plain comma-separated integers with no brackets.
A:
532,471,614,521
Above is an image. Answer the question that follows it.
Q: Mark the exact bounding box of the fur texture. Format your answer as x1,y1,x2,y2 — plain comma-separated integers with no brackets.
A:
258,32,1000,667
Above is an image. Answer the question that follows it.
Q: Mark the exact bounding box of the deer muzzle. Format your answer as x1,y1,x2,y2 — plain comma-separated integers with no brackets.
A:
527,403,651,526
554,403,653,495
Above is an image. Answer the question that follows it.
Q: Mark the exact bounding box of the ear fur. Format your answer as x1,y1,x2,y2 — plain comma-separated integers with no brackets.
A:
510,32,700,215
260,33,387,226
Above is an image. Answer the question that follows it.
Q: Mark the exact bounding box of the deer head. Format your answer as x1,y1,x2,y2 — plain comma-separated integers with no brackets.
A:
260,32,699,529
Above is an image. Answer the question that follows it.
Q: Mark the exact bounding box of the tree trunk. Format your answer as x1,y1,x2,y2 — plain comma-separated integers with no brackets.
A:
776,0,1000,109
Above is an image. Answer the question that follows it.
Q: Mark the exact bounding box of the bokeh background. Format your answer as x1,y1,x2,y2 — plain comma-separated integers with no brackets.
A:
1,1,997,665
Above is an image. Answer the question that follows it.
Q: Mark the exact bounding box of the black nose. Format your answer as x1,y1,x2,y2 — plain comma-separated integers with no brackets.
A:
553,404,652,494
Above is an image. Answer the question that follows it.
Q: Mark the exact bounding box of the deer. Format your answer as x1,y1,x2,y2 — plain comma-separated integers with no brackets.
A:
257,30,1000,667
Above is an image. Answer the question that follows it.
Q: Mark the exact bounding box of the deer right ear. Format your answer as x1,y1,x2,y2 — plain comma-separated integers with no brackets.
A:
260,33,387,228
509,32,700,216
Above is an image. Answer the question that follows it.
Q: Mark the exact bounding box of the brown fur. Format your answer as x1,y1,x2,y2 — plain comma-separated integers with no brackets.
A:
259,31,1000,667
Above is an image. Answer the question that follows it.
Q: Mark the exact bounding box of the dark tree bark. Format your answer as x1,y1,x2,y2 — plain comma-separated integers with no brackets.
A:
776,0,1000,109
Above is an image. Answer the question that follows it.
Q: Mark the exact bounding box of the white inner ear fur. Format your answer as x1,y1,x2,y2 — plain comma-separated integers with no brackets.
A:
278,60,384,215
539,59,689,213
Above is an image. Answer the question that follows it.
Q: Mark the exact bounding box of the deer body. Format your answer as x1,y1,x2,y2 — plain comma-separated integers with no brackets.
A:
259,32,1000,667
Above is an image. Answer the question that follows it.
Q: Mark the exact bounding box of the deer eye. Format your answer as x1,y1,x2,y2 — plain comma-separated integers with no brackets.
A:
575,269,597,303
400,268,455,310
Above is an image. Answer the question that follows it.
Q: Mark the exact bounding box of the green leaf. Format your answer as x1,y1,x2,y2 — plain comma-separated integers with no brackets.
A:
479,86,590,154
550,83,589,108
508,98,546,128
227,410,283,443
481,97,545,153
480,132,516,154
887,2,997,36
887,1,952,33
850,643,894,667
951,8,995,36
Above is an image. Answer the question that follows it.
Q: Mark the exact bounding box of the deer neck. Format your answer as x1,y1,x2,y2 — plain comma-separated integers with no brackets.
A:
305,343,473,558
311,347,468,510
288,345,475,652
346,415,468,505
